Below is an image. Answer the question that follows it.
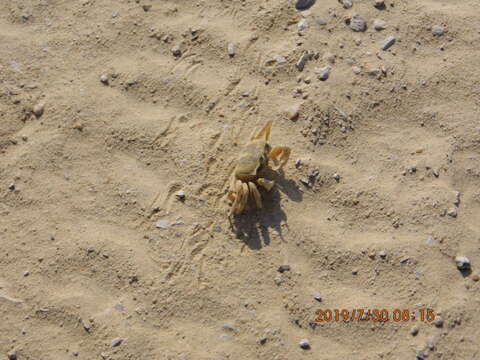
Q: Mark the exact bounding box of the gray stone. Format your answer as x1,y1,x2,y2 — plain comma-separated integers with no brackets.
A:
175,190,186,201
447,208,457,218
222,322,237,332
380,36,396,50
257,337,267,345
298,19,308,31
340,0,353,9
7,351,17,360
273,55,288,66
299,339,311,349
155,220,171,229
455,256,470,271
453,191,461,206
111,338,123,347
316,18,327,25
274,276,284,285
352,66,362,74
296,52,312,71
318,66,332,81
278,265,290,273
410,325,419,336
33,102,45,117
433,316,444,328
295,0,316,10
426,336,435,350
374,0,385,9
312,291,322,302
350,15,366,32
432,25,445,36
171,45,181,57
379,250,387,258
416,349,426,360
373,18,387,31
100,74,109,85
227,43,236,57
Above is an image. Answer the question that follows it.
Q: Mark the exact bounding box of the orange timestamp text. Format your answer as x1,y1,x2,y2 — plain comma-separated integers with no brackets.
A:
315,308,435,323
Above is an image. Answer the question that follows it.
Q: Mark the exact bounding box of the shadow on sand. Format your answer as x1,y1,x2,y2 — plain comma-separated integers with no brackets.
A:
229,171,302,250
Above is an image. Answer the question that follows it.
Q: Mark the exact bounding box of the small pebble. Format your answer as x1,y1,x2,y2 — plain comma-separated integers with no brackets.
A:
111,338,124,347
156,220,171,229
288,104,301,120
432,25,445,36
171,45,181,57
471,274,480,281
257,337,267,345
299,339,310,350
453,191,461,206
400,257,409,264
340,0,353,9
295,0,316,10
33,103,45,117
373,18,387,31
277,265,291,273
142,4,151,11
426,336,435,350
222,323,237,332
374,0,385,9
317,66,332,81
296,52,311,71
433,316,444,328
297,19,308,31
227,43,236,57
312,291,322,302
8,184,15,191
333,173,340,181
379,250,387,258
447,208,457,218
175,191,186,201
455,256,470,271
100,74,109,85
274,276,284,285
23,271,30,277
273,55,288,66
101,353,109,359
410,325,419,336
349,15,366,32
380,35,396,50
416,349,426,360
7,351,17,360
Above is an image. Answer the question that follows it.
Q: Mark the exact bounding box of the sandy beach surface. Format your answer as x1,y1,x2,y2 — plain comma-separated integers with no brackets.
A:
1,0,480,359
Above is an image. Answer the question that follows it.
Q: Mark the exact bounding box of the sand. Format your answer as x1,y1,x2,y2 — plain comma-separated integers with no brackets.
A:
1,0,480,359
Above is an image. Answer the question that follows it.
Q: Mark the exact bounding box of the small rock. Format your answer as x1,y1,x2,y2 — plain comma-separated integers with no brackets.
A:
333,173,340,181
288,104,301,120
379,250,387,258
349,15,366,32
416,349,426,360
426,336,435,350
73,352,79,357
82,319,92,332
299,339,310,350
111,338,123,347
142,4,151,11
400,257,409,264
155,220,171,229
273,55,288,66
101,353,109,359
7,351,17,360
312,291,322,302
23,271,30,277
296,52,311,71
222,322,237,332
175,190,186,201
277,265,291,273
257,337,267,345
447,208,457,218
410,325,419,336
73,122,84,131
352,66,362,74
432,25,445,36
340,0,353,9
455,256,470,271
374,0,385,9
295,0,316,10
317,66,332,81
298,19,308,31
433,316,444,328
453,191,461,206
100,74,109,85
380,36,396,50
171,45,181,57
33,103,45,117
316,18,327,26
8,184,15,191
274,276,284,285
352,269,358,275
295,159,302,168
373,19,387,31
433,168,439,177
471,274,480,281
227,43,236,57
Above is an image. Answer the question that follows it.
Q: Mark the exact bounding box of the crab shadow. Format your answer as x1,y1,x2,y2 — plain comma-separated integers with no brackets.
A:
230,170,302,250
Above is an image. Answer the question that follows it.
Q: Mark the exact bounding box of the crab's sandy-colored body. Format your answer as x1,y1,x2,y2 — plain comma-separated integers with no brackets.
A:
227,121,291,215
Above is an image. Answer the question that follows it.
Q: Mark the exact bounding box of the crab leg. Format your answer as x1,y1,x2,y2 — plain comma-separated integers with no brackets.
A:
257,178,275,192
229,179,244,215
252,120,272,141
268,146,291,170
237,183,250,214
248,182,262,209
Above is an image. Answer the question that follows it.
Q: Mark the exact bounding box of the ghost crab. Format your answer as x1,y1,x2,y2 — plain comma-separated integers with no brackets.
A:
227,121,291,215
